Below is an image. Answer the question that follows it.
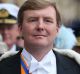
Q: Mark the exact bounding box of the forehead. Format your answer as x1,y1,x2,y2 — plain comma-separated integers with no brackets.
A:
23,6,56,18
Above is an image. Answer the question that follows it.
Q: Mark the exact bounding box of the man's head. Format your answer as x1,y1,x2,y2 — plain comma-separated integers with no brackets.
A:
18,0,61,50
0,3,19,49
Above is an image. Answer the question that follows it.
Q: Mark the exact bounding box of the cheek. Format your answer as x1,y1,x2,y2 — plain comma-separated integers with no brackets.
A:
12,30,19,35
10,30,19,39
21,23,35,35
50,26,59,38
21,25,31,37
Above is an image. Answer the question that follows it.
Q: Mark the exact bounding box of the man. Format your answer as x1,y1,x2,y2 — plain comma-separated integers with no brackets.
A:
0,0,80,74
0,3,20,51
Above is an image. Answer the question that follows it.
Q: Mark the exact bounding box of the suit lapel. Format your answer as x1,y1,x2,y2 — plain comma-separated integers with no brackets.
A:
54,51,67,74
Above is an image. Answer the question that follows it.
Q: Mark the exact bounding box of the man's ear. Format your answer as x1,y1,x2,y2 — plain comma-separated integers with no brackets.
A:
18,24,22,30
18,25,22,36
56,25,60,33
55,24,60,37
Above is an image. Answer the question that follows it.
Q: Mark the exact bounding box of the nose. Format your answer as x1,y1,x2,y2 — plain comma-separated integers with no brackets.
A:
36,18,45,31
3,28,9,34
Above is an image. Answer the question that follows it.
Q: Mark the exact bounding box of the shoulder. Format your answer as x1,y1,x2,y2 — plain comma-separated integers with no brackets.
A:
0,50,21,68
0,51,21,74
53,48,80,74
0,45,23,61
53,48,80,69
0,49,22,64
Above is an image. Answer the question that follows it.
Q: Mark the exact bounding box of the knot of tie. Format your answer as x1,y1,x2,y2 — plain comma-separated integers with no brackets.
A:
29,59,52,73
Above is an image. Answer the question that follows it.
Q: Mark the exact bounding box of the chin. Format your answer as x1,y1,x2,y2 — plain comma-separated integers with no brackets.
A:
32,41,49,47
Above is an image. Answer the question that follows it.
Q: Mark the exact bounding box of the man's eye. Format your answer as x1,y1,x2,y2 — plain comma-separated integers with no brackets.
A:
27,18,37,22
45,19,53,23
29,19,36,22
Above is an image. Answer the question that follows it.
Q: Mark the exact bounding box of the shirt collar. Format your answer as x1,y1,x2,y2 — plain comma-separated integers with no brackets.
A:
10,44,16,51
21,48,56,73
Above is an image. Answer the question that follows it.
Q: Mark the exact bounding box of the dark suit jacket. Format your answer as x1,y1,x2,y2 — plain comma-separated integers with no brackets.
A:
0,50,80,74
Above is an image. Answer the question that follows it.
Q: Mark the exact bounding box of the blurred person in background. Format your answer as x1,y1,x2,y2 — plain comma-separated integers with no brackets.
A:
0,34,8,55
54,24,77,49
0,3,20,51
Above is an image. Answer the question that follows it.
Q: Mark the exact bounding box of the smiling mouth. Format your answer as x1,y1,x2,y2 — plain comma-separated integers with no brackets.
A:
33,34,47,37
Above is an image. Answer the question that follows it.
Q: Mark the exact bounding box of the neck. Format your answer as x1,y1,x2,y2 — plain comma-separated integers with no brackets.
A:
25,44,53,61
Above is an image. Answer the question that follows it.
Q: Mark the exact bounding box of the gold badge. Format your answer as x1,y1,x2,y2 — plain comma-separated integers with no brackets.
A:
0,9,9,18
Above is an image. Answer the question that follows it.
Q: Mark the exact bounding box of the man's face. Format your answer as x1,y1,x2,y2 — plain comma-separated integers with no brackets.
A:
20,6,59,48
0,24,19,48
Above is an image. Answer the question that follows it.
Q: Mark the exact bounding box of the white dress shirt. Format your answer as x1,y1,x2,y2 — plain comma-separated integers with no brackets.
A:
10,44,16,51
21,48,57,74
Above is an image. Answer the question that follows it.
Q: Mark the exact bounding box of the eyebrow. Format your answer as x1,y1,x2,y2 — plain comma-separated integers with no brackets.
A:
25,16,54,20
